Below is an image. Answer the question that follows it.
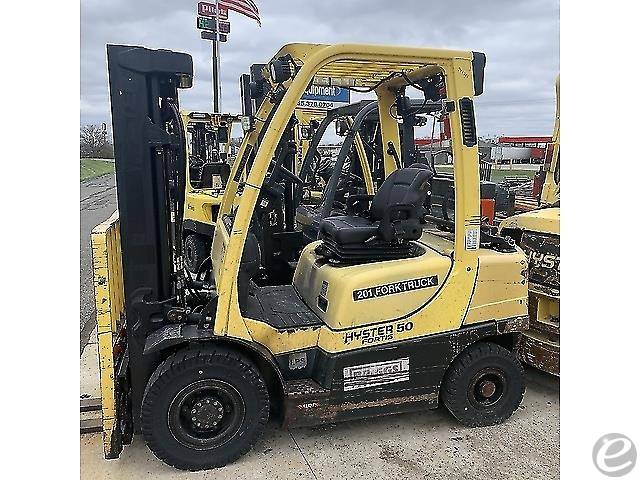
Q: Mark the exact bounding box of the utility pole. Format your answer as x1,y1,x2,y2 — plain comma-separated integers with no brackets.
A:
211,32,220,112
211,0,220,113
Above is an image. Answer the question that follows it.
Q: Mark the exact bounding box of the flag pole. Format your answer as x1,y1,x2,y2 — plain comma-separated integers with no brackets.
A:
212,0,221,113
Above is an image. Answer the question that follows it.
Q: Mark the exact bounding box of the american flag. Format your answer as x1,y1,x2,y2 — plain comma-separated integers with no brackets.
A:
219,0,261,26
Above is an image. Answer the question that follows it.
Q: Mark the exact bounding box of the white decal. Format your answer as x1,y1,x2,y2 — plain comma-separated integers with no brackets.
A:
465,227,480,250
343,357,410,391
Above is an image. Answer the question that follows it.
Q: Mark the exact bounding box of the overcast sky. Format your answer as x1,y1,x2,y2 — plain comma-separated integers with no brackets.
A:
81,0,559,137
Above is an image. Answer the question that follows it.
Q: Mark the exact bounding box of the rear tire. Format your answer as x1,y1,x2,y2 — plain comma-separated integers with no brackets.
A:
441,341,524,427
184,234,209,274
141,346,269,471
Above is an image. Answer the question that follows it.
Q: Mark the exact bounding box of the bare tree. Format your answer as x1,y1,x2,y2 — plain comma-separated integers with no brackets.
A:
80,123,114,158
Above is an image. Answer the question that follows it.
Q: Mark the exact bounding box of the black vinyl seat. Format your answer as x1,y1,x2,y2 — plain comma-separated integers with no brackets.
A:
200,162,231,188
317,166,432,263
318,216,379,245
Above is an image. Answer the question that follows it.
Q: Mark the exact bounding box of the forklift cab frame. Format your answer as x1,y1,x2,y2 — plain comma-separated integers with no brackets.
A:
211,42,525,353
297,101,376,203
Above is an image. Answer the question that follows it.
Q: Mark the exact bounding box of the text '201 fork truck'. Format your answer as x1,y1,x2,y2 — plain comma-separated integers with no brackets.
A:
93,42,530,471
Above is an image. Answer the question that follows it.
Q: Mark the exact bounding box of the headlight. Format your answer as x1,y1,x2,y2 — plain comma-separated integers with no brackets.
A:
177,73,193,89
268,57,293,84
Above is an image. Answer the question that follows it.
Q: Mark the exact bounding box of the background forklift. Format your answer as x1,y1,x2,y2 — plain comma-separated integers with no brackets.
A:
499,76,560,375
182,111,241,273
181,66,336,276
95,43,530,471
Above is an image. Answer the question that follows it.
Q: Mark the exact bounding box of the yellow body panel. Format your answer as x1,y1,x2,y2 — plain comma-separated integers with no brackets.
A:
209,43,526,357
499,207,560,236
90,211,125,458
294,241,452,329
184,190,222,225
465,249,529,324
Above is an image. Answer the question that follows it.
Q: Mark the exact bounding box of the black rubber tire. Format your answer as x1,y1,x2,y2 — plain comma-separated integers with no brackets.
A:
184,234,209,274
141,346,269,471
441,342,525,427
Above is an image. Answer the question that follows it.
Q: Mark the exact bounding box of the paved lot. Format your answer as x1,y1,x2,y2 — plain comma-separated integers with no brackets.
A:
80,174,117,349
81,363,559,479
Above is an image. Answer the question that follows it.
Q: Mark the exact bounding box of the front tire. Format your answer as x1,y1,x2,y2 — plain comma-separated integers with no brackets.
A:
184,234,209,274
141,346,269,471
441,342,525,427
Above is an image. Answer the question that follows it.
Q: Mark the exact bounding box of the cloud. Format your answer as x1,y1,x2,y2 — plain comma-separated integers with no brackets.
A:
81,0,559,135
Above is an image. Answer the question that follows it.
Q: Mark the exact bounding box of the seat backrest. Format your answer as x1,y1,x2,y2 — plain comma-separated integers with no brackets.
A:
369,167,432,221
200,162,231,188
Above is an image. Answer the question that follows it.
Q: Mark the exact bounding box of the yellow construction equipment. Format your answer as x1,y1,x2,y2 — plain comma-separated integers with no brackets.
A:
181,111,240,273
499,76,560,375
96,43,530,471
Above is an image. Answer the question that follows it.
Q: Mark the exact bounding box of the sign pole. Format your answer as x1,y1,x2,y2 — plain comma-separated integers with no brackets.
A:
211,0,220,113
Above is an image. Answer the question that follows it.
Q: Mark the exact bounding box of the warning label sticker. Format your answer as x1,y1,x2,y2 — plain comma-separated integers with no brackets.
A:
465,227,480,250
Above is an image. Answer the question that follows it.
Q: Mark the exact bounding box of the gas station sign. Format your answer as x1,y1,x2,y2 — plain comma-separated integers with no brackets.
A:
198,2,229,20
197,16,217,31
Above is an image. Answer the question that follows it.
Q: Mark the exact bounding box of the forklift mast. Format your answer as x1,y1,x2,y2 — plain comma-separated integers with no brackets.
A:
106,44,193,427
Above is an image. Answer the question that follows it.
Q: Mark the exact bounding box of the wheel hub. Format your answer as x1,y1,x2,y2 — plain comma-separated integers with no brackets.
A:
468,367,507,408
188,397,225,429
479,380,497,398
168,378,246,450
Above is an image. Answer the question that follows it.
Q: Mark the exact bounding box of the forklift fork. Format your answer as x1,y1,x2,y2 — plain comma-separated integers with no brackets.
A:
90,211,131,458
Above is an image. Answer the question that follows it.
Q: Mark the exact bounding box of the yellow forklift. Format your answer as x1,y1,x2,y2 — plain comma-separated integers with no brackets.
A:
182,111,241,273
499,76,560,375
181,67,336,274
95,43,529,471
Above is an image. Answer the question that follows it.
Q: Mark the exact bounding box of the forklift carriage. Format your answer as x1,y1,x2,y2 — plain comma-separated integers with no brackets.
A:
95,43,530,470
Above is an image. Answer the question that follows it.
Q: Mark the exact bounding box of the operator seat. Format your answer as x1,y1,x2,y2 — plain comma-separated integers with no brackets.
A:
317,166,431,263
200,163,231,188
